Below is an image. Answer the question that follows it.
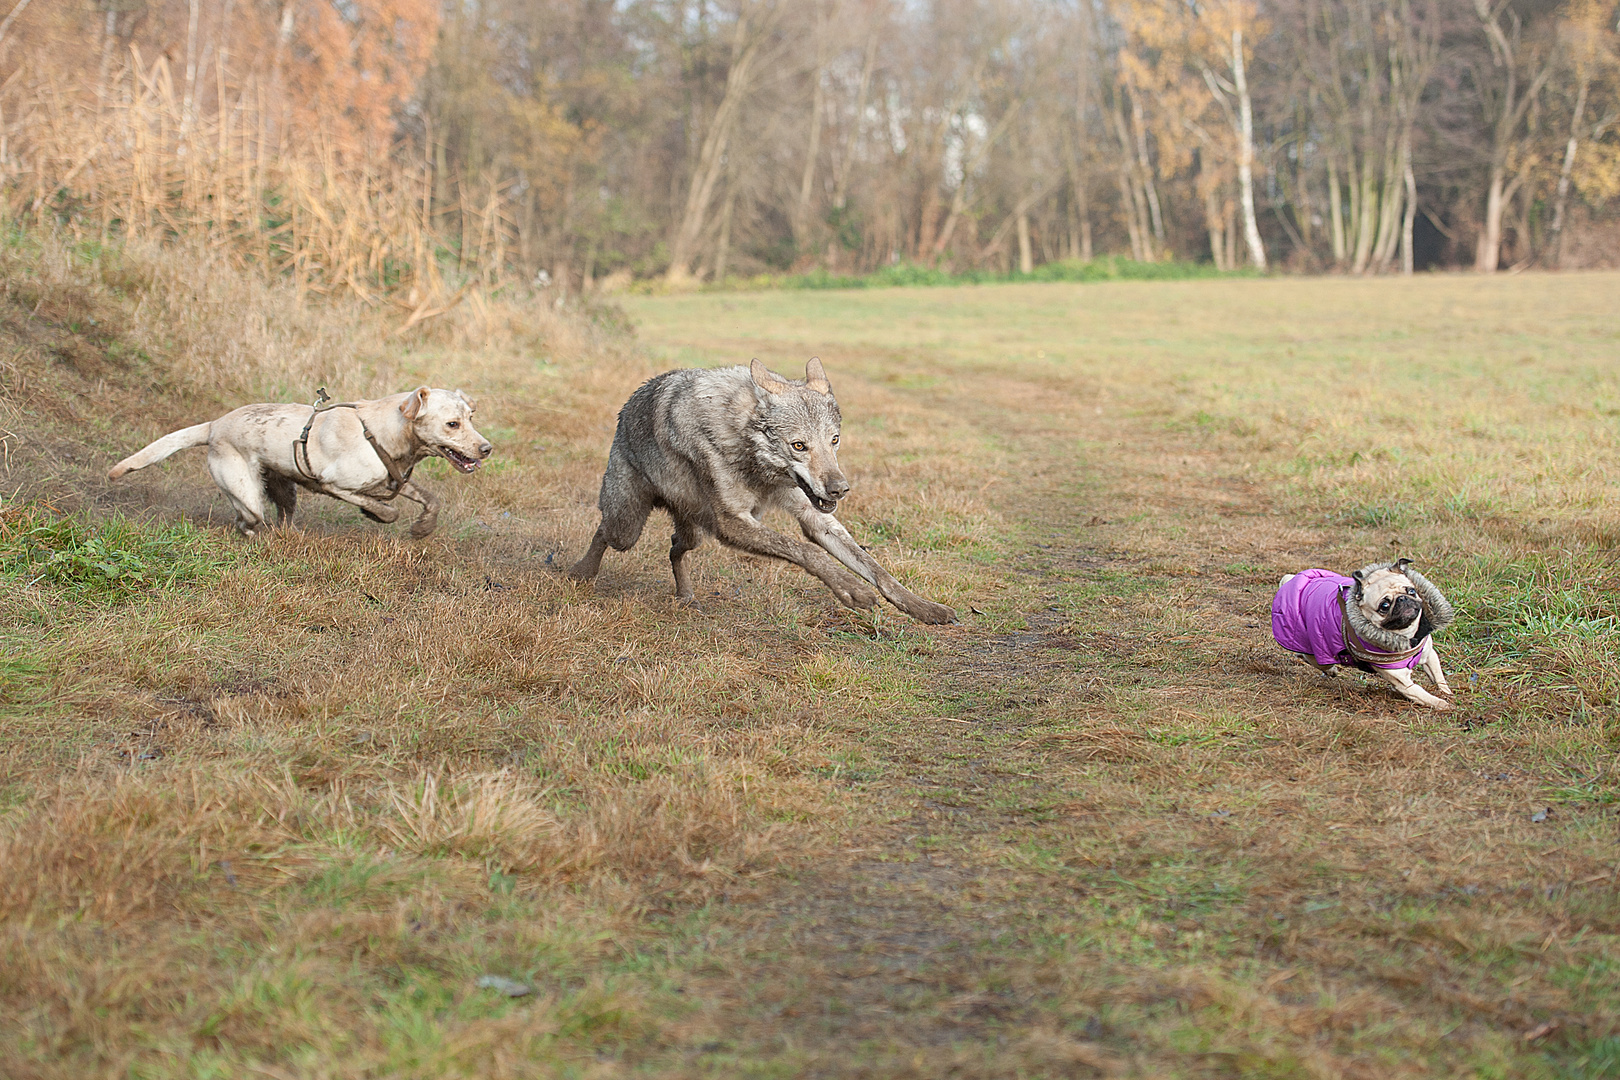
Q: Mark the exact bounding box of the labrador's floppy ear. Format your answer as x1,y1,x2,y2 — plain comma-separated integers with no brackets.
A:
455,389,476,413
804,356,831,394
750,358,791,395
400,386,430,420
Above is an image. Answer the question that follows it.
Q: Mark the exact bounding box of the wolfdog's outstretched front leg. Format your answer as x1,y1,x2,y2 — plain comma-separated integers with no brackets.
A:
794,507,957,624
711,514,879,610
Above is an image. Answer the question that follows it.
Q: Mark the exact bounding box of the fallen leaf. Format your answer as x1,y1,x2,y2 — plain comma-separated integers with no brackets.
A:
1522,1020,1560,1043
476,975,532,997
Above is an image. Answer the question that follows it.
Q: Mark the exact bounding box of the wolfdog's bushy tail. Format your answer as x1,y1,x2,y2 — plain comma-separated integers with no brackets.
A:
108,422,212,479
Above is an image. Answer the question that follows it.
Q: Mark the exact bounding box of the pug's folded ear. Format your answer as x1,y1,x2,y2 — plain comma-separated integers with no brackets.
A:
1393,557,1412,574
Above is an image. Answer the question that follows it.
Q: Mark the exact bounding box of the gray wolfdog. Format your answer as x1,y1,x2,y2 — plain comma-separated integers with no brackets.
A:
109,387,492,538
568,358,956,624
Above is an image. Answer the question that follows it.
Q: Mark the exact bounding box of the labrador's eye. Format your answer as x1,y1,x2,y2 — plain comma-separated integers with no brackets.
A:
446,421,460,429
791,441,807,452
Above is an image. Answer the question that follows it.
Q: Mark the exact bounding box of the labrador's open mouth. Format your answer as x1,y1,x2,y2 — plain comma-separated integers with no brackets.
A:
794,474,838,513
440,447,482,474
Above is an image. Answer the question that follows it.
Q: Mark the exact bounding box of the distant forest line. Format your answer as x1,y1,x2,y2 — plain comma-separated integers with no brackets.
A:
1,0,1616,302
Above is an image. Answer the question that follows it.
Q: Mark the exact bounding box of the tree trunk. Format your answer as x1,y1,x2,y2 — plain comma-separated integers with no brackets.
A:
831,30,877,213
933,99,1024,258
1401,157,1416,275
667,10,766,283
1327,154,1346,265
714,182,737,281
1231,29,1265,269
1117,168,1145,260
1111,100,1152,259
1204,183,1226,270
1474,163,1506,272
1016,211,1033,273
793,8,830,252
1548,77,1589,269
1127,87,1165,248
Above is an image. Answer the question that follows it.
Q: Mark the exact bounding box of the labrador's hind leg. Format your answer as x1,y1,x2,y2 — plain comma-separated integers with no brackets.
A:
208,447,270,536
263,472,298,528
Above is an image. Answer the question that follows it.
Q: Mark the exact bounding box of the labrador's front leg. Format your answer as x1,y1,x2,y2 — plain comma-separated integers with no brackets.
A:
396,480,441,539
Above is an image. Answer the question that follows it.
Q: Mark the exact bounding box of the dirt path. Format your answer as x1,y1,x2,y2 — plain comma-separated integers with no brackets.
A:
648,374,1290,1074
613,336,1618,1075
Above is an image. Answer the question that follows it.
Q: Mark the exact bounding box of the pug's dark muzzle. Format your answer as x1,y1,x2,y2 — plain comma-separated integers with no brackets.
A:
1381,595,1422,629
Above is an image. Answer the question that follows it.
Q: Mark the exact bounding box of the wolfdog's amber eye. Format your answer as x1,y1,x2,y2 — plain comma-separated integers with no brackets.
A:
830,434,839,445
791,441,807,452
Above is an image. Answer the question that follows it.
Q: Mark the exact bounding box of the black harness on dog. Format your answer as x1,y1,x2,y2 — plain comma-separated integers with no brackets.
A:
292,388,413,498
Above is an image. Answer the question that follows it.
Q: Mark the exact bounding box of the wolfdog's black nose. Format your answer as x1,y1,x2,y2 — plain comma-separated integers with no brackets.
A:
825,474,851,500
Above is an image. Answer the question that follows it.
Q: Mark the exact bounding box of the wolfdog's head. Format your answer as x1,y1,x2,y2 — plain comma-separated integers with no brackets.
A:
750,357,848,512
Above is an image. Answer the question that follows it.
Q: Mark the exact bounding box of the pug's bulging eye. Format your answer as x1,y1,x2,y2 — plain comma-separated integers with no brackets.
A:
1378,600,1391,611
791,441,808,452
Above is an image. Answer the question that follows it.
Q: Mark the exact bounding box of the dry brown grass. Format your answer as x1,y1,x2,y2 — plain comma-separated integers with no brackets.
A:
2,241,1618,1077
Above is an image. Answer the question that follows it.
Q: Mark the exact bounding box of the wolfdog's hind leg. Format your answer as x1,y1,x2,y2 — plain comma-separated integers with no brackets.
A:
567,526,611,581
571,462,653,580
669,516,703,600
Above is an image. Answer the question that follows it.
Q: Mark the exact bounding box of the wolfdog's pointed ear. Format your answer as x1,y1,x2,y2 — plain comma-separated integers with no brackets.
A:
750,358,791,395
400,386,430,420
455,389,476,413
805,356,831,394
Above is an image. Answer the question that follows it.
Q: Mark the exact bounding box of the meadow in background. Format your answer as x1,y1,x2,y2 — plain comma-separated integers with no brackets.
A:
0,0,1615,1073
0,219,1616,1075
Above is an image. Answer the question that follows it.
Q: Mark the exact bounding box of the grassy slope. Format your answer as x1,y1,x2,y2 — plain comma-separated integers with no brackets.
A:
1,246,1617,1078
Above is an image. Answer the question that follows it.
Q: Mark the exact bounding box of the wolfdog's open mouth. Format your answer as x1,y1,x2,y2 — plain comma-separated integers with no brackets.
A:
440,447,482,474
794,474,837,513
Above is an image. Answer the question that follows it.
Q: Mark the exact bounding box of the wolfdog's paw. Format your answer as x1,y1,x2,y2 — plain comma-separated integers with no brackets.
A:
361,505,400,524
409,516,439,539
904,598,958,625
824,571,879,610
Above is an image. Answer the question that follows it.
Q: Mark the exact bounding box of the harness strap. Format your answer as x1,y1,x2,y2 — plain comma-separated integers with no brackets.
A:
292,392,413,498
1338,592,1423,667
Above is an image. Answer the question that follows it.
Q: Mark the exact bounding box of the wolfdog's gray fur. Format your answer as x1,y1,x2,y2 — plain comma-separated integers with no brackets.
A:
568,358,956,624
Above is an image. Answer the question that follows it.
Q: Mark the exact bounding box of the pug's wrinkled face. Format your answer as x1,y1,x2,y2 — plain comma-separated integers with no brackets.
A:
1352,560,1424,632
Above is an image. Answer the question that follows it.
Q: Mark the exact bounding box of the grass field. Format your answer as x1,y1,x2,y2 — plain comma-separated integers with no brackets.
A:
2,241,1618,1078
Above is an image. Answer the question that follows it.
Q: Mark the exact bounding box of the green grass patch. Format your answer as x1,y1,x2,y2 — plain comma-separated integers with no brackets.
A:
0,504,230,602
665,255,1247,294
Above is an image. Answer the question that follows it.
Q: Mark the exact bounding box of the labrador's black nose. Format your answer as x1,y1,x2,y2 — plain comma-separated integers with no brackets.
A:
479,442,493,458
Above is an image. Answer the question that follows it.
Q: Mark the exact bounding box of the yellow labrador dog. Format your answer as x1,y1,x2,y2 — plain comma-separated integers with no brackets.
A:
109,387,492,538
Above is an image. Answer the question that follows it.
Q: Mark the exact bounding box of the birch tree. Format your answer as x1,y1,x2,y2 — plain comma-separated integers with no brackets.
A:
1470,0,1557,272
